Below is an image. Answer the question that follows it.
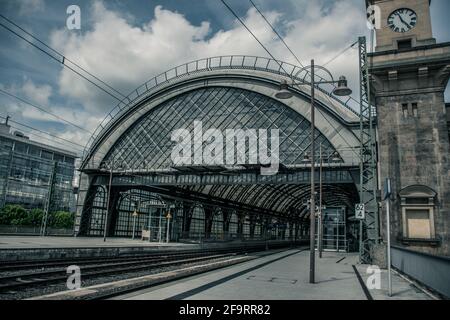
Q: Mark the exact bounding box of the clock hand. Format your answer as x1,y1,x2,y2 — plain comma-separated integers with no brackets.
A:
397,14,412,29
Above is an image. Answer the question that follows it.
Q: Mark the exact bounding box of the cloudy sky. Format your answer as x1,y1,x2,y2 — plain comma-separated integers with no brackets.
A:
1,0,449,157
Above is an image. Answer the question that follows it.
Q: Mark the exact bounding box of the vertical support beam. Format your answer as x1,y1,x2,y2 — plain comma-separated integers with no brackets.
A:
41,161,57,236
358,36,379,263
309,59,316,284
1,149,13,209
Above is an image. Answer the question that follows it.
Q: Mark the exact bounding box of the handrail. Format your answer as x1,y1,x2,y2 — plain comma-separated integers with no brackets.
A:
82,55,361,166
392,244,450,262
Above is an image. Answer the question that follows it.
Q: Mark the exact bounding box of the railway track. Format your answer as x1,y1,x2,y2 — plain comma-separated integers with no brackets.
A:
0,249,226,272
0,244,281,295
0,252,233,292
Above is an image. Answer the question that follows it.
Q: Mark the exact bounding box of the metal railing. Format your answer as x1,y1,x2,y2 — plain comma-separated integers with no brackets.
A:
81,55,361,166
391,245,450,298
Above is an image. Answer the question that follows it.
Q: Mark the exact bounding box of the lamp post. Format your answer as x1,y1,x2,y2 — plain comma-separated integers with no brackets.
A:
101,157,124,242
131,201,139,240
318,143,323,259
276,59,352,284
103,158,114,242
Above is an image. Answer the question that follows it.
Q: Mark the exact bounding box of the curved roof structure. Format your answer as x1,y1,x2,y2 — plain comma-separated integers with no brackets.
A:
76,56,362,237
81,55,361,170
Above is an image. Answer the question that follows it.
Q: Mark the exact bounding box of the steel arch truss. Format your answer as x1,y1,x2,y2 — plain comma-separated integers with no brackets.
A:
76,59,364,240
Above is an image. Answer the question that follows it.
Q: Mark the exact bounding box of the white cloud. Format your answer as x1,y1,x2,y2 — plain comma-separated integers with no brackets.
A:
0,79,96,155
21,79,52,106
50,1,365,114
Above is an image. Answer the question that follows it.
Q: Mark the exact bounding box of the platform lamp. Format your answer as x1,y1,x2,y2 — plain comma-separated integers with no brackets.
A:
166,203,176,243
276,59,352,284
131,201,140,240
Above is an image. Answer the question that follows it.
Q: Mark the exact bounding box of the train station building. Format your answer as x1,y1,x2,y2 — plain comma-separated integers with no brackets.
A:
75,56,362,250
75,0,450,262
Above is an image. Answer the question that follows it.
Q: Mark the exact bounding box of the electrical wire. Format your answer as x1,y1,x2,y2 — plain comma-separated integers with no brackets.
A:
322,41,358,67
248,0,305,68
0,20,124,102
0,88,93,134
0,14,127,100
10,125,84,154
248,0,362,113
223,0,360,155
0,114,86,149
220,0,290,75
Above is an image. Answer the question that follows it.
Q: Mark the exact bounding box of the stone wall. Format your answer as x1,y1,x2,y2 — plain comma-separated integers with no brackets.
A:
375,83,450,257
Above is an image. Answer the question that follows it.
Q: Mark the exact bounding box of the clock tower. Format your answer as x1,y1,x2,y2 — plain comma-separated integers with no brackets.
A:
368,0,450,256
371,0,436,51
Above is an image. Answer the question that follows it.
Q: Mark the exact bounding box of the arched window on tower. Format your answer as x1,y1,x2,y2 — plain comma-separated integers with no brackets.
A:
399,185,439,245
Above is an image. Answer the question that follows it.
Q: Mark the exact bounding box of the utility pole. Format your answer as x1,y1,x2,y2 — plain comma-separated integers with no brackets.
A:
41,161,57,236
158,210,162,243
1,118,13,207
132,208,138,240
319,143,323,258
309,59,316,284
275,59,353,283
166,211,172,243
1,149,13,209
103,158,114,242
358,36,379,262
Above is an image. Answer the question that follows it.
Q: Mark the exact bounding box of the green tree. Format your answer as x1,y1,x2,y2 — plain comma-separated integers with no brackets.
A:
51,211,74,229
24,208,44,227
0,205,28,225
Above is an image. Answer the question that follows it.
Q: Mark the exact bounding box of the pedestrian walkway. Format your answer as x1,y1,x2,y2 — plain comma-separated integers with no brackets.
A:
117,249,433,300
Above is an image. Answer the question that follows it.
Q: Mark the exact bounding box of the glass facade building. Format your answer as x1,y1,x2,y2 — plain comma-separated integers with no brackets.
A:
0,122,77,212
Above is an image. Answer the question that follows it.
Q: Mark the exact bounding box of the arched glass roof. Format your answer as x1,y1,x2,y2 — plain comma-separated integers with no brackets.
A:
103,86,338,171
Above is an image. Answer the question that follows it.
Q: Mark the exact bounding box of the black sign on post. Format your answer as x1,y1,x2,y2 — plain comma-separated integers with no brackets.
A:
384,178,392,201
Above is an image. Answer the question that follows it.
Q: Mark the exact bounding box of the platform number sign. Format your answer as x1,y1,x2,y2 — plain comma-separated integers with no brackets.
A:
355,203,365,220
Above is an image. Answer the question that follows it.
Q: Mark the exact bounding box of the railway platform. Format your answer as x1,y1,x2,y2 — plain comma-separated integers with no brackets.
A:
4,248,436,300
112,250,434,300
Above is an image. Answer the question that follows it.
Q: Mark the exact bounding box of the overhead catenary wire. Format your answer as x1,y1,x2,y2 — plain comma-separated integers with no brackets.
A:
248,0,362,113
222,0,360,157
248,0,305,69
0,88,93,134
0,20,124,103
9,125,84,155
0,114,86,150
0,14,127,100
0,119,84,154
220,0,291,75
322,41,358,67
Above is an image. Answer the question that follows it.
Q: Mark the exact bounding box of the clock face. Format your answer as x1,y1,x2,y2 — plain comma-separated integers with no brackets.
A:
388,8,417,33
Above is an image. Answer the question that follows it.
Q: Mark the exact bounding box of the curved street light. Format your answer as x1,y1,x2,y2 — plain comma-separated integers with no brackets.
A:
275,60,353,284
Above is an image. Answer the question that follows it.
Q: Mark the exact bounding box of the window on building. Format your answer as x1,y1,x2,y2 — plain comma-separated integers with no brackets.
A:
412,103,418,117
54,153,64,163
28,146,40,157
399,185,437,242
401,103,419,118
398,39,412,50
14,142,28,154
64,157,75,165
1,138,13,150
405,209,432,239
402,104,408,117
41,150,53,160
